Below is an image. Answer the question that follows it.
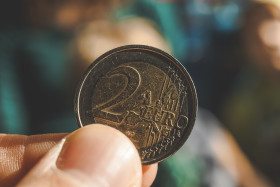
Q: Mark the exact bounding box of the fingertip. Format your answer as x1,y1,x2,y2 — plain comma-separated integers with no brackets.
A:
142,164,158,187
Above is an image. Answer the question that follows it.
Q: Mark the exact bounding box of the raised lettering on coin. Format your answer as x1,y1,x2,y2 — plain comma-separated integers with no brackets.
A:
74,45,197,165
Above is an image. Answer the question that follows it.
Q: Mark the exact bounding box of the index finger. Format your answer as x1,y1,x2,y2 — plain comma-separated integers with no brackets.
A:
0,133,67,186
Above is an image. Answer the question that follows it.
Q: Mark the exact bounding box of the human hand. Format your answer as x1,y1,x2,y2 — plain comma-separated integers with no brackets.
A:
0,124,157,187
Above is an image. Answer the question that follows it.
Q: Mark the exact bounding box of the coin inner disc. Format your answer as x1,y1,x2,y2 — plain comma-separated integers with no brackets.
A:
92,62,185,160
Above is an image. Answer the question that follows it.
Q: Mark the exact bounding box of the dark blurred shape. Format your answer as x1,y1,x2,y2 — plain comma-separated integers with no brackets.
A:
0,1,25,27
24,0,120,30
220,1,280,186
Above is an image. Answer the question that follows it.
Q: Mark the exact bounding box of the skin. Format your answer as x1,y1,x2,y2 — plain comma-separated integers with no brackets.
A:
0,124,157,187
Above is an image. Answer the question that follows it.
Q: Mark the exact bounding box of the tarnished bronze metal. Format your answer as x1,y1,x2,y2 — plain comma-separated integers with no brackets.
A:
74,45,197,165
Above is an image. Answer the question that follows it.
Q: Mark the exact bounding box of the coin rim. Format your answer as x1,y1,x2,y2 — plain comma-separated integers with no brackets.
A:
74,45,198,165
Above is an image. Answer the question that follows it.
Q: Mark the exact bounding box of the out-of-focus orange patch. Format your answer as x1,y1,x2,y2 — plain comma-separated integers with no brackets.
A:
142,165,151,174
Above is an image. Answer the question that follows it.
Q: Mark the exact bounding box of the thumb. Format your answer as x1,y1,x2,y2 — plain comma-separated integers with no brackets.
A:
17,124,142,187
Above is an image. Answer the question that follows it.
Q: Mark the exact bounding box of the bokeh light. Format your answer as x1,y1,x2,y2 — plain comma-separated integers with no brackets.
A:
0,0,280,186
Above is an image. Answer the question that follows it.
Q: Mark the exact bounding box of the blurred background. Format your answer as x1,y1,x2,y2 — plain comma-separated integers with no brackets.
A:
0,0,279,186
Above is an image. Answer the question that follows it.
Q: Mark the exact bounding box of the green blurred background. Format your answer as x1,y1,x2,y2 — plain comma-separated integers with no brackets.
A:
1,0,280,186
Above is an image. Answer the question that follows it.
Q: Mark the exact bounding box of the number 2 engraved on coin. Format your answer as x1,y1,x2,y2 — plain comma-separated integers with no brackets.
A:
93,65,141,114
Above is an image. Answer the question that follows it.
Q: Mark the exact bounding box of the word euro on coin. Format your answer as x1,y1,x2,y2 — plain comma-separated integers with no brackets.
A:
74,45,197,165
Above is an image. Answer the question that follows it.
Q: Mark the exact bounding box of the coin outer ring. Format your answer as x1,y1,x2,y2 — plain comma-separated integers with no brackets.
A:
74,45,198,165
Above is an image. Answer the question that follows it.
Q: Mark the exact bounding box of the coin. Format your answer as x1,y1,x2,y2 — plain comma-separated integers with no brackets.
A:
74,45,197,165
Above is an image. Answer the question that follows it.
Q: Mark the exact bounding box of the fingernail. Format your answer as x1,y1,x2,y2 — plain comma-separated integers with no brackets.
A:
56,124,142,187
